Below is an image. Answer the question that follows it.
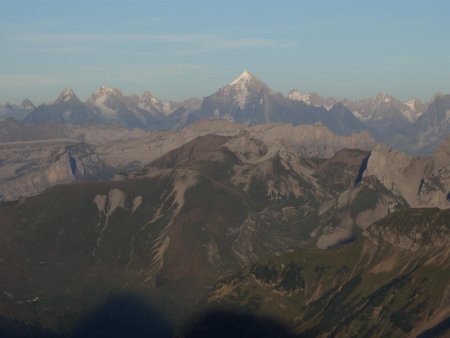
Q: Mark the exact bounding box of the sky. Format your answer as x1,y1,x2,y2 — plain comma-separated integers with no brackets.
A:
1,0,450,104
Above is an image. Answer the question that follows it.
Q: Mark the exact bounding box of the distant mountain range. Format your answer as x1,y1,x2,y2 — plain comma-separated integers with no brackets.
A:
0,98,34,120
2,71,450,154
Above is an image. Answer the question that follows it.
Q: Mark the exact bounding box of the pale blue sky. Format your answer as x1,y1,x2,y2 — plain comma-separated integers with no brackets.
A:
1,0,450,104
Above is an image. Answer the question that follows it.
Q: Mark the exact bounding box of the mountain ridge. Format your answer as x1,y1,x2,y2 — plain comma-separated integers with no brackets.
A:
1,70,448,154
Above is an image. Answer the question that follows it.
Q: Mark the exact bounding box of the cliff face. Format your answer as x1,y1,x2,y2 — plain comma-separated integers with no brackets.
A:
0,141,109,201
365,143,450,209
0,119,375,201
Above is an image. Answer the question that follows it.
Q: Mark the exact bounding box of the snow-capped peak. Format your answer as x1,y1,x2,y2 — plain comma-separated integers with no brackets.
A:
89,86,124,101
141,91,157,102
404,98,419,110
96,86,122,96
140,91,173,115
374,92,394,104
87,86,125,105
229,70,257,85
288,89,312,104
288,89,336,109
402,98,424,123
140,91,160,108
86,86,127,119
56,88,78,103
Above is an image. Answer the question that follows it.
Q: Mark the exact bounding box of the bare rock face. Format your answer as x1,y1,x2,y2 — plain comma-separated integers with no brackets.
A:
365,143,450,209
0,119,375,201
247,122,374,158
0,141,108,201
224,133,268,162
97,119,376,170
314,176,408,249
413,94,450,154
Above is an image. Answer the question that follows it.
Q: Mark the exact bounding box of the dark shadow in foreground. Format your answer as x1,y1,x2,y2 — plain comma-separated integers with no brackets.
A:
0,316,58,338
182,308,298,338
417,315,450,338
0,294,303,338
0,293,173,338
69,293,173,338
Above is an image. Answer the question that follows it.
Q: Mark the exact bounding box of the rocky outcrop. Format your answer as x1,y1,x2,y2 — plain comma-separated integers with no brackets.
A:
414,94,450,154
365,143,450,209
0,141,109,201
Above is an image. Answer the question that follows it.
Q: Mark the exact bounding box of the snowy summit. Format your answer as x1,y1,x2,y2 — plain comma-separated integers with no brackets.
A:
56,88,78,103
229,70,258,85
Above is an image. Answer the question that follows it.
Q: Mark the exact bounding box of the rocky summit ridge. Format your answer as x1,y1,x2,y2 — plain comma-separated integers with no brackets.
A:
2,70,448,155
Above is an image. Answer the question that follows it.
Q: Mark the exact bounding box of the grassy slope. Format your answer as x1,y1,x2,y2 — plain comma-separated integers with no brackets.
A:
206,208,450,337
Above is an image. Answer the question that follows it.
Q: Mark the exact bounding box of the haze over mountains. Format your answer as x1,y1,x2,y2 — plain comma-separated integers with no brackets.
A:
2,71,450,154
1,71,450,337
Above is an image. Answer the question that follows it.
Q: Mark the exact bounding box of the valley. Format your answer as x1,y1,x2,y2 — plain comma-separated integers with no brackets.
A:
0,72,449,337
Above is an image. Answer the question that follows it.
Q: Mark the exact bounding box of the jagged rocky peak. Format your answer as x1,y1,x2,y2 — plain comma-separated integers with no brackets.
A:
56,87,79,103
230,70,271,91
229,70,259,85
139,91,172,114
20,98,35,109
88,86,125,102
96,86,123,97
426,92,450,112
373,92,395,105
402,98,425,123
403,97,423,109
140,91,161,107
197,70,274,117
287,89,309,101
86,86,128,114
288,89,337,108
227,70,270,93
141,90,157,101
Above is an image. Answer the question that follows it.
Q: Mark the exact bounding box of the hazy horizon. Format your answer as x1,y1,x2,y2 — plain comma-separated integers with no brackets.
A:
1,0,450,104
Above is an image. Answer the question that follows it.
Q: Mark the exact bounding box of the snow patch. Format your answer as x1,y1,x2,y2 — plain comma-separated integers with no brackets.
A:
57,88,76,102
352,110,370,121
404,99,417,111
230,70,253,85
402,99,424,123
94,93,118,119
289,90,312,105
